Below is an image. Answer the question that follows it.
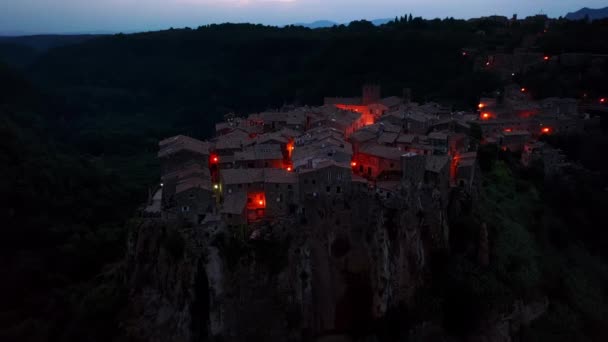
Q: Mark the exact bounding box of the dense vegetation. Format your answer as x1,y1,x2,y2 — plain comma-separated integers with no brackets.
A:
1,16,608,341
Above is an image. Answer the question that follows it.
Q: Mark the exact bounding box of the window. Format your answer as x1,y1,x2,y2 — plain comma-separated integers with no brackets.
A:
264,161,269,167
304,179,308,184
181,206,190,212
336,186,341,194
312,180,316,185
287,184,292,190
326,186,331,193
238,184,243,189
275,183,279,189
390,163,394,168
189,194,195,199
248,162,254,168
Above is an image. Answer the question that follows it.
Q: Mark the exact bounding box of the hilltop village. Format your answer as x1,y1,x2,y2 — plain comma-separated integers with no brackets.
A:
146,84,592,228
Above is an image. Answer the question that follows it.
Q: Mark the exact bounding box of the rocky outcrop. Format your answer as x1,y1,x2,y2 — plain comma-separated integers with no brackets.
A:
124,183,452,341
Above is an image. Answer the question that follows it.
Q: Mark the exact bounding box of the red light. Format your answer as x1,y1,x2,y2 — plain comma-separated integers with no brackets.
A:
258,200,264,206
543,56,549,61
351,161,357,167
462,51,467,56
478,103,485,109
601,98,606,103
541,127,551,134
482,113,491,119
213,157,218,162
485,62,490,66
504,128,512,132
287,166,292,172
521,88,526,93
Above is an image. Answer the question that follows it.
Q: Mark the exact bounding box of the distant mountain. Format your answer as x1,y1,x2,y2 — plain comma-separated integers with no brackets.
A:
293,20,338,29
293,18,393,29
565,6,608,21
371,18,392,26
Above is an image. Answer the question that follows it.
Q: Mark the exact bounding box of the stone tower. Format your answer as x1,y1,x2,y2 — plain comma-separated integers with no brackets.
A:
403,88,412,104
362,84,381,105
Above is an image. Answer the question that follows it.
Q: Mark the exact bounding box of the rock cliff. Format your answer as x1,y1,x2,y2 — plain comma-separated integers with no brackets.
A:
124,182,541,341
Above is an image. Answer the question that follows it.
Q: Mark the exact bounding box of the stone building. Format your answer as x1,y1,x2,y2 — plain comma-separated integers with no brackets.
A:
298,161,352,201
158,135,210,175
233,144,285,169
354,142,403,180
171,176,214,224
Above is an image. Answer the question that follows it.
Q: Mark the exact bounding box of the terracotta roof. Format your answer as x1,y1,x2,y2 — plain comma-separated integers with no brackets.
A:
158,135,210,158
221,192,247,215
397,133,418,144
221,169,265,185
359,143,404,161
256,132,289,145
260,111,287,123
215,130,253,150
175,176,213,194
428,132,449,141
425,155,450,173
234,144,283,161
380,96,403,108
350,129,377,143
215,122,233,133
263,169,298,184
378,132,399,144
299,160,351,174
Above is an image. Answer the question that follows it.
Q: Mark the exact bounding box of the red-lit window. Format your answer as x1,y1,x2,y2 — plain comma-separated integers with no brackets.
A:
247,192,266,209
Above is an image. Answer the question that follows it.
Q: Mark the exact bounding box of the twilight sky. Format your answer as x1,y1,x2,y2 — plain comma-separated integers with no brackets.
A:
1,0,606,34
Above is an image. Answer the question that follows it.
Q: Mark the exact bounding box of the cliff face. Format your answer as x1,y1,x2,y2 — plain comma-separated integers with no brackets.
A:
124,184,451,341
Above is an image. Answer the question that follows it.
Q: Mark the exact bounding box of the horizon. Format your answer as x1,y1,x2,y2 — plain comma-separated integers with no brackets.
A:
1,0,606,36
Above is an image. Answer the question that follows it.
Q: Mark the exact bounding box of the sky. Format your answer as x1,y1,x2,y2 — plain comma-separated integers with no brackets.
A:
1,0,606,34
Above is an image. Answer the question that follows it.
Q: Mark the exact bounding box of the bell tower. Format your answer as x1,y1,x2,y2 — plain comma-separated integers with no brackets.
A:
362,84,381,105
